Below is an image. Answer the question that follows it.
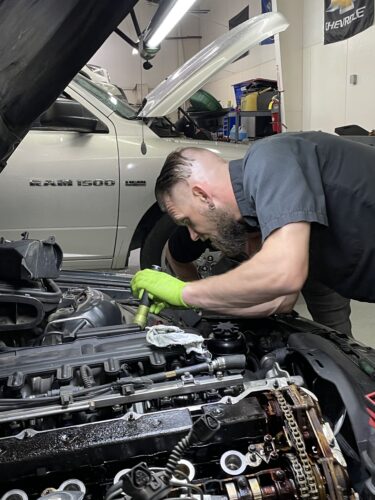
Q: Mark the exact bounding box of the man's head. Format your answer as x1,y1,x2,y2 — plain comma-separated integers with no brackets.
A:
155,147,248,256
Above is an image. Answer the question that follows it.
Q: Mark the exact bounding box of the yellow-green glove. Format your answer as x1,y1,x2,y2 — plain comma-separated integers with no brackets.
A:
149,300,167,314
131,269,189,309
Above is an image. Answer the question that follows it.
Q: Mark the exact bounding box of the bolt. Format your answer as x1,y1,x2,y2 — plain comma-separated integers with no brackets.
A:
270,450,279,460
42,488,56,496
275,470,285,480
238,477,247,488
152,419,161,428
248,444,256,452
60,433,68,443
264,434,272,442
214,408,223,416
249,453,257,461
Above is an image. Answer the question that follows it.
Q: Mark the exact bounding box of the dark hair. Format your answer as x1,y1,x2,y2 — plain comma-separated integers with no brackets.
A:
155,148,197,209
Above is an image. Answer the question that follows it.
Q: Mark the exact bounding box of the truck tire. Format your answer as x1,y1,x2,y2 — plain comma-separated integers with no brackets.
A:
140,214,176,269
140,214,224,278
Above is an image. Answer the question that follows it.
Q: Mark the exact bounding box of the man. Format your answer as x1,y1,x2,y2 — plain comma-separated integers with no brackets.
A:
166,226,352,335
166,226,249,280
131,132,375,324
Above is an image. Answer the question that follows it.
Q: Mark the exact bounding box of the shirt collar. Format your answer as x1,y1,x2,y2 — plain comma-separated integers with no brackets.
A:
229,158,257,219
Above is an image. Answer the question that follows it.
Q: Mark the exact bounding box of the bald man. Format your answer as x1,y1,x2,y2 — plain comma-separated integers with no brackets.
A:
131,132,375,328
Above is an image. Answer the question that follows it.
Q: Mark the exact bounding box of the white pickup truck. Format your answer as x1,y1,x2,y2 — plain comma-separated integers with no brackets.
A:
1,13,288,271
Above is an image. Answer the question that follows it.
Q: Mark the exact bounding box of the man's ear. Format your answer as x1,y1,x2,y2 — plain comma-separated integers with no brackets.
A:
192,185,212,205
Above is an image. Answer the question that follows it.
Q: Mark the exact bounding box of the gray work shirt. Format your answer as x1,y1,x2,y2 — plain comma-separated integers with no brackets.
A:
229,131,375,302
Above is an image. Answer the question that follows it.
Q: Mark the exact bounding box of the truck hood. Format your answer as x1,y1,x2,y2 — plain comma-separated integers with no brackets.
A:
0,0,138,172
139,12,288,118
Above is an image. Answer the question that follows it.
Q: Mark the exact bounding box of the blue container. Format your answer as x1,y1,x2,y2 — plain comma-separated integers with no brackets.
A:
223,114,236,137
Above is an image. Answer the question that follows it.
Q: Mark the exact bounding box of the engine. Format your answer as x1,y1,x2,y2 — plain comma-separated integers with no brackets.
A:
0,237,374,499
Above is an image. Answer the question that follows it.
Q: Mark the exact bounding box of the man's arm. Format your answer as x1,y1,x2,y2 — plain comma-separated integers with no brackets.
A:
206,292,299,317
182,222,310,310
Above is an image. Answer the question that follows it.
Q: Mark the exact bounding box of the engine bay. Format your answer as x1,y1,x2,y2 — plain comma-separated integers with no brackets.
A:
1,238,375,499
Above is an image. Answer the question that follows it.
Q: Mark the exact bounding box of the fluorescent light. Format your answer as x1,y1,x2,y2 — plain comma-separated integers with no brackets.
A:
146,0,197,49
132,40,139,55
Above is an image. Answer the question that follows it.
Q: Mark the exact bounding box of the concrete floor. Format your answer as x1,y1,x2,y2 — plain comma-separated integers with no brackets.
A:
128,249,374,347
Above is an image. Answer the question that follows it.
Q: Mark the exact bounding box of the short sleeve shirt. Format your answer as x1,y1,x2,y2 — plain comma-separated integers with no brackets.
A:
229,132,375,302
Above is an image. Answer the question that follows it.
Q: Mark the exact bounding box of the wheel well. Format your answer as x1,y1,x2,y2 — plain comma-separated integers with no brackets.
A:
128,202,164,256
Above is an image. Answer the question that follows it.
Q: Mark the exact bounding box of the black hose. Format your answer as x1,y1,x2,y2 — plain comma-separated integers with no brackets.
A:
105,481,123,495
27,278,63,303
148,362,210,383
147,355,246,383
220,354,246,369
105,480,124,500
165,435,192,480
76,323,141,339
164,414,220,480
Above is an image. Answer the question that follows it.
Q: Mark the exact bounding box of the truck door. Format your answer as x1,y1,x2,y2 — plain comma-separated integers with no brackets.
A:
1,87,119,270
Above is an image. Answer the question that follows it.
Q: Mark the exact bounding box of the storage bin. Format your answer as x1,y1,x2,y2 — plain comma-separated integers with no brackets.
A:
232,80,253,107
241,93,258,111
189,89,222,112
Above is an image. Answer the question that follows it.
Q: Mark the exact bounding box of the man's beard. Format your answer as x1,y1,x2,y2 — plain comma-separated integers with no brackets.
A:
205,208,248,257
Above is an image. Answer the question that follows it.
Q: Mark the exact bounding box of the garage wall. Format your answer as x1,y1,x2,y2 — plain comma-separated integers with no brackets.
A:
199,0,278,107
88,1,375,132
303,0,375,133
275,0,304,132
89,0,200,100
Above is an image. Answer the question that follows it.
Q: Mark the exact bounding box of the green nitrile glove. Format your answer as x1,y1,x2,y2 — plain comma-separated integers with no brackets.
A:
149,300,167,314
131,269,189,309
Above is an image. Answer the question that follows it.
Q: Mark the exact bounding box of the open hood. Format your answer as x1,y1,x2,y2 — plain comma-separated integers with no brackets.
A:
139,12,288,118
0,0,138,172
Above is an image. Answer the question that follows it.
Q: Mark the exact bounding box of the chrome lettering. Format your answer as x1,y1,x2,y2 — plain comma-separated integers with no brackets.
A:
77,180,93,186
57,180,73,186
326,6,366,30
30,179,116,186
125,180,146,186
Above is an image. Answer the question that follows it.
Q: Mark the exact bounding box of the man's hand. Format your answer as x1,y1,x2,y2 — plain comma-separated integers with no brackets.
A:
131,269,189,309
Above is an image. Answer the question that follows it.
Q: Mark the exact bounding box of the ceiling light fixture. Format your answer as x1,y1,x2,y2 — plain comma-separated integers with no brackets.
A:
145,0,197,49
132,41,139,55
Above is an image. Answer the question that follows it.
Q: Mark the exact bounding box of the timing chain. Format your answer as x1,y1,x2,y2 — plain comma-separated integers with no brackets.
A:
285,453,310,499
274,389,319,499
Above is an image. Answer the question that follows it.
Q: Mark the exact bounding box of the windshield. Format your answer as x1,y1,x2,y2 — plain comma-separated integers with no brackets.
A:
73,73,137,119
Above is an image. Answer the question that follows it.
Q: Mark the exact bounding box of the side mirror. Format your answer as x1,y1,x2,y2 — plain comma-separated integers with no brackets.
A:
39,99,108,133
